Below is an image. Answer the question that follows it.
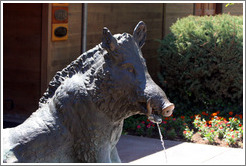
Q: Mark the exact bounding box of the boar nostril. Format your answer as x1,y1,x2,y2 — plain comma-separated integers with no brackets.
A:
162,104,175,117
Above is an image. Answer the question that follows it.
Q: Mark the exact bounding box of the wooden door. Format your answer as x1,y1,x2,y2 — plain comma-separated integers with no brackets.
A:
3,4,43,122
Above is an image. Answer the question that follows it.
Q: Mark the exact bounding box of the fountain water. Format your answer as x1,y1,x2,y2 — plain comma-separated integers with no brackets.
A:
148,114,168,164
157,123,168,164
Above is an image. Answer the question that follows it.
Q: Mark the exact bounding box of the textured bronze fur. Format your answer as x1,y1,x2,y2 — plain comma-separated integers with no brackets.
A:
3,21,173,163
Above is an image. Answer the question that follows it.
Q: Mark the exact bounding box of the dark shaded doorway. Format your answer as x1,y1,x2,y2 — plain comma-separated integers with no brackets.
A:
3,3,43,122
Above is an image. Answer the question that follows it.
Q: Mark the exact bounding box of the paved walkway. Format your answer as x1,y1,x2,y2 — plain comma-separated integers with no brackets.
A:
116,135,245,165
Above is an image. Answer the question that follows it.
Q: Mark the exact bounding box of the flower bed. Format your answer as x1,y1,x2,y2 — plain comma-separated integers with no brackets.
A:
123,111,243,148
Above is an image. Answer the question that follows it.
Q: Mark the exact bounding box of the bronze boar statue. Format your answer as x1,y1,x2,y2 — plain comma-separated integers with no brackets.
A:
3,21,174,163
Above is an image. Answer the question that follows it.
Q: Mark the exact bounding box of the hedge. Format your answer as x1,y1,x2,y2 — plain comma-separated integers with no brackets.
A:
158,14,243,115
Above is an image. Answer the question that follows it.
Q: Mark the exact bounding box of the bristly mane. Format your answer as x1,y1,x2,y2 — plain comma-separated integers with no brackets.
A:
39,45,102,107
39,33,132,108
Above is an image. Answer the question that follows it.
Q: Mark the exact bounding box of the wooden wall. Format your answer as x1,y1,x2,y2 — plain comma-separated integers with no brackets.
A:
47,4,82,85
3,4,42,122
222,3,243,15
46,2,243,85
164,3,194,36
86,3,165,82
3,3,83,123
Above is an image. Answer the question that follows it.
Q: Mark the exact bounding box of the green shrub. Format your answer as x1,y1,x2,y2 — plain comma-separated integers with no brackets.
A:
166,128,177,140
158,14,243,114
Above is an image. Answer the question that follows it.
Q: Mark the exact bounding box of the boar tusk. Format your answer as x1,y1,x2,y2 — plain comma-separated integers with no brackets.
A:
146,99,152,116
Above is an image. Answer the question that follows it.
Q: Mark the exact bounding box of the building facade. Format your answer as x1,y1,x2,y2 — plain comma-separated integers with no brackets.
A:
3,3,243,123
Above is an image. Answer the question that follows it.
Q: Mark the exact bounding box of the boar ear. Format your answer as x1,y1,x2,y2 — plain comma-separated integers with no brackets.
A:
133,21,147,48
102,27,118,51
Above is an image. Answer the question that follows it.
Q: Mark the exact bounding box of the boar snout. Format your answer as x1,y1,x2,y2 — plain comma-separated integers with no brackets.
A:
162,103,175,117
147,98,175,117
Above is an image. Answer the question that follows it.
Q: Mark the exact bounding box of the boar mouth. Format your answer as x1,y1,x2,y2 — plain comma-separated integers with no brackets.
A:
138,99,174,124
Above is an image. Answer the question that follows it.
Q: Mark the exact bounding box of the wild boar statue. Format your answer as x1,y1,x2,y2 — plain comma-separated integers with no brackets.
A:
3,21,174,163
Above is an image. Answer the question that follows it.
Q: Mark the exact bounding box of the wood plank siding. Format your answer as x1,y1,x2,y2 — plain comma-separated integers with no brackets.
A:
164,3,194,35
222,3,243,15
47,4,82,83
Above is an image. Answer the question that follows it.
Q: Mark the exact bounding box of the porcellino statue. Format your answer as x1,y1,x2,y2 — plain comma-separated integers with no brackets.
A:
3,21,174,163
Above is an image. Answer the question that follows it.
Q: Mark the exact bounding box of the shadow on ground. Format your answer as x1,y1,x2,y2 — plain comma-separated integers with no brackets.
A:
3,121,182,163
116,134,182,163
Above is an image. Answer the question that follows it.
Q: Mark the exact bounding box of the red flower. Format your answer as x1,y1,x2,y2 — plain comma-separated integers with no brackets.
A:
211,113,217,116
181,116,185,120
183,131,187,134
141,121,145,124
209,125,212,128
147,124,151,128
229,112,233,116
239,124,242,127
232,135,235,138
238,114,243,119
190,115,194,119
162,121,167,124
137,125,141,129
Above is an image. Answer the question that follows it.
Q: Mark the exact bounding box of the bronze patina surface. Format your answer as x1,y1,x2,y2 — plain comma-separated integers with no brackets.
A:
3,21,174,163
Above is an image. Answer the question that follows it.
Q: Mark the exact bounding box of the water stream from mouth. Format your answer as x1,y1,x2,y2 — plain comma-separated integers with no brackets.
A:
156,123,168,164
148,114,168,164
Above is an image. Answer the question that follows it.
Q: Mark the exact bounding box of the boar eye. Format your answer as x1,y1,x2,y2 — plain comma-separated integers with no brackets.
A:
122,63,135,74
